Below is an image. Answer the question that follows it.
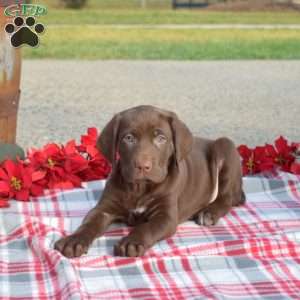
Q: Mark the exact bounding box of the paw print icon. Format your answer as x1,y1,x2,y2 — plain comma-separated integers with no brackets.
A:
5,16,45,48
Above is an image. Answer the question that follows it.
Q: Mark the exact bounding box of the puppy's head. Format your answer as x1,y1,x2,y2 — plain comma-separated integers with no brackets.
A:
98,105,193,184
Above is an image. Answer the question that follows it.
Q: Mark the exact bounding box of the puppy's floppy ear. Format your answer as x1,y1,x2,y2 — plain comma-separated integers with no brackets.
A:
97,114,121,168
169,112,193,165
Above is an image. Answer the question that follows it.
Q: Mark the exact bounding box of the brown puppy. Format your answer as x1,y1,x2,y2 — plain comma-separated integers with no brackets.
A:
55,105,245,258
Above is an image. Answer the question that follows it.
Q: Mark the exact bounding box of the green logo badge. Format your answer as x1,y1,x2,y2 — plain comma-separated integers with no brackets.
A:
4,4,47,48
4,4,47,17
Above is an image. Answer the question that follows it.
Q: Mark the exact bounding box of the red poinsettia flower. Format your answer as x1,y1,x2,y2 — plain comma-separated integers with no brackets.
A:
79,127,111,161
28,143,64,171
81,127,98,146
0,198,9,208
291,142,300,155
28,141,90,190
79,154,111,181
238,145,258,175
254,146,274,172
30,168,46,196
265,136,295,172
63,141,88,171
237,145,273,175
59,140,89,188
291,162,300,175
28,144,67,188
77,127,99,156
76,127,111,180
290,142,300,175
0,160,32,201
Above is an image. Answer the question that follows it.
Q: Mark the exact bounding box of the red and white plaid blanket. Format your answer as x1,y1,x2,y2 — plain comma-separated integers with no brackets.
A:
1,172,300,299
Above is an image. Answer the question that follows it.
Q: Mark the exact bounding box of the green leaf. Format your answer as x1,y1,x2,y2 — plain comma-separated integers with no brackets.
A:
0,144,25,163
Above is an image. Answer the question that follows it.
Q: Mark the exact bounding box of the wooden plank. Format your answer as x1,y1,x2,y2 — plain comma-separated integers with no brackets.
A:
0,116,16,144
0,118,7,142
7,114,18,144
0,92,20,144
0,6,22,144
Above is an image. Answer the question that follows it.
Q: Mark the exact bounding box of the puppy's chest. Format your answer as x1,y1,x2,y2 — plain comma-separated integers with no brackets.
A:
127,206,148,226
122,193,152,226
122,185,150,209
127,198,147,217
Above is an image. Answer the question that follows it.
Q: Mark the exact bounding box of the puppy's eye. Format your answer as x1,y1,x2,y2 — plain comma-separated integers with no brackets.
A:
123,134,136,144
155,134,167,144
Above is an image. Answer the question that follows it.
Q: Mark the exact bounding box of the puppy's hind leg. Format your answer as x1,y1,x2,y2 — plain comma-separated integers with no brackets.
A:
195,137,243,226
235,189,246,206
195,194,233,226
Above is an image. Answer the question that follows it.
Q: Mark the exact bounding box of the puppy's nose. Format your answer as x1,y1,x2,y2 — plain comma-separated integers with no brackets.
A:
135,159,152,173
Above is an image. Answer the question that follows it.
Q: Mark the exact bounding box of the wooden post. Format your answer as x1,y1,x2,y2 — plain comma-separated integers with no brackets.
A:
0,5,21,144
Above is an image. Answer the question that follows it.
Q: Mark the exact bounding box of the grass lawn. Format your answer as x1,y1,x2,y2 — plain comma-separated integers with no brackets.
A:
41,9,300,25
24,3,300,60
24,28,300,60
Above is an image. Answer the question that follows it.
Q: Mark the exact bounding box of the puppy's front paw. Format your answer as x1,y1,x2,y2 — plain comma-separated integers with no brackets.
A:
114,236,146,257
54,234,90,258
194,210,218,226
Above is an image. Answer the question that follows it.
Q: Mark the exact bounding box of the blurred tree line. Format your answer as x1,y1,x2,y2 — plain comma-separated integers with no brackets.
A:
56,0,300,9
61,0,87,8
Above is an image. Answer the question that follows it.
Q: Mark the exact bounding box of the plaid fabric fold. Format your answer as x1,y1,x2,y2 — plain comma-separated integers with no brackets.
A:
0,172,300,299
